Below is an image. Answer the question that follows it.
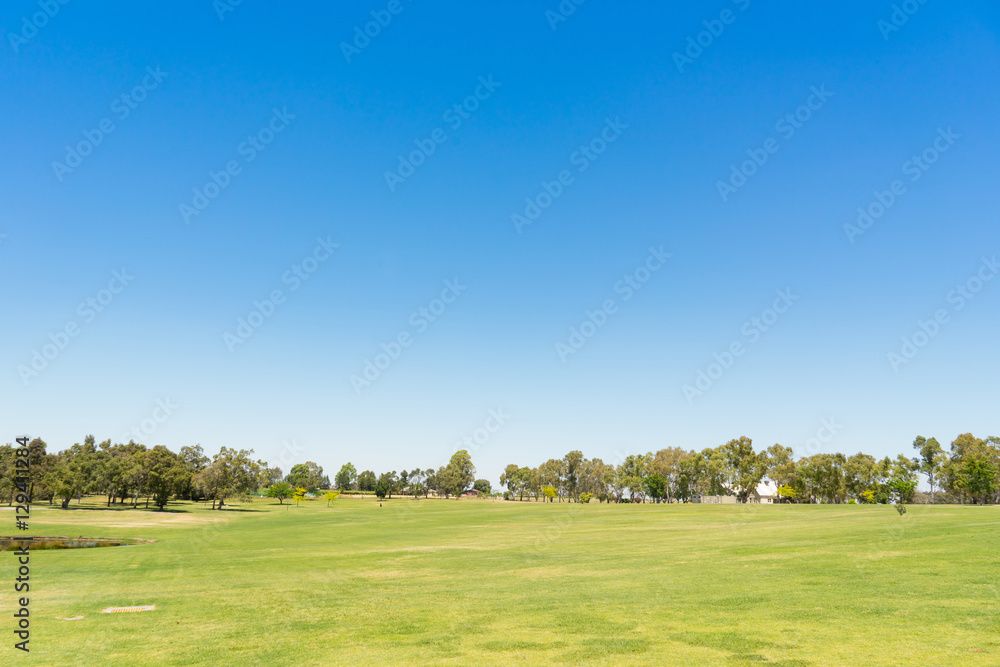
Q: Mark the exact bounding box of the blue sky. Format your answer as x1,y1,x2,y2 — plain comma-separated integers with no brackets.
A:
2,0,998,485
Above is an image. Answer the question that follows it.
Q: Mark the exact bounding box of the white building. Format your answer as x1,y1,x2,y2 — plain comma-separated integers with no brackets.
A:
749,480,780,504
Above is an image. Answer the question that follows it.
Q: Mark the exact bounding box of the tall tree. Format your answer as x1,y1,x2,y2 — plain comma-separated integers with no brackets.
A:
195,447,264,509
178,445,209,500
619,454,650,503
721,437,768,503
377,471,399,498
357,470,377,492
912,436,945,503
145,446,191,510
500,464,519,498
441,450,476,497
563,450,584,501
335,463,358,491
286,461,329,493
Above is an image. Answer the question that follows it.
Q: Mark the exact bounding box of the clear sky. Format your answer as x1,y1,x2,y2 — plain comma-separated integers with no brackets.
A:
2,0,998,485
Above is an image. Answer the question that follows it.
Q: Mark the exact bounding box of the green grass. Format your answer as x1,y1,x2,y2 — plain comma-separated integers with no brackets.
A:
3,498,999,665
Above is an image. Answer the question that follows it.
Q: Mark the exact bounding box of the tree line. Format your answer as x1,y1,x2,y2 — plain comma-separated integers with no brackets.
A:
3,432,996,510
0,438,490,510
0,437,274,510
497,434,1000,505
330,450,491,499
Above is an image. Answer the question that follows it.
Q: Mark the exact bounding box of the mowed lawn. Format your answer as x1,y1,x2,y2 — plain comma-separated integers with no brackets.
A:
3,498,999,665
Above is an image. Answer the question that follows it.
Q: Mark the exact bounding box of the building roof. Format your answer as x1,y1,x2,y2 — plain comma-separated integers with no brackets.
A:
755,481,779,497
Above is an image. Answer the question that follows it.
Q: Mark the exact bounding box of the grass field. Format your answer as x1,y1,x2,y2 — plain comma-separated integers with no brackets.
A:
3,498,999,665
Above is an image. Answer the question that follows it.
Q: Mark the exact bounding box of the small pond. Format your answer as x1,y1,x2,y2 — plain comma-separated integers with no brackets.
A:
0,536,152,550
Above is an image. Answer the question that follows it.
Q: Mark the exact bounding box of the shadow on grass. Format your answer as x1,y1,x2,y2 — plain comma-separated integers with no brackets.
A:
50,505,194,514
672,631,809,666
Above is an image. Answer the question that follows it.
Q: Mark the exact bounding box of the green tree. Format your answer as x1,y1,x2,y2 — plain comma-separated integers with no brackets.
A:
407,469,425,498
644,474,667,503
424,468,439,497
377,471,398,498
844,453,878,501
651,447,688,503
286,461,329,493
619,454,650,503
473,479,491,494
145,445,191,510
195,447,265,510
675,452,702,502
563,450,584,500
265,481,294,505
442,450,475,497
335,463,358,491
721,436,768,503
912,436,945,503
540,458,567,501
178,445,209,500
955,458,999,504
500,464,525,500
889,454,919,503
357,470,377,491
764,444,797,490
